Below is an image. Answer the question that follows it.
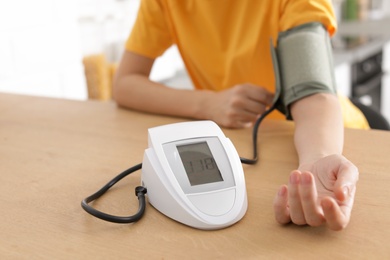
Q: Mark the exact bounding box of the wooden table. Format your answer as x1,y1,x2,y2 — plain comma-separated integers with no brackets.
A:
1,93,390,259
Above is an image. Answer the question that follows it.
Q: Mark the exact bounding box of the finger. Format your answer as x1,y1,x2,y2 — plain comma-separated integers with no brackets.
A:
241,83,274,106
321,197,350,231
288,170,306,225
253,91,274,106
334,160,359,202
219,108,258,128
273,185,291,224
231,110,259,128
223,120,253,129
243,99,268,115
299,171,325,226
252,90,274,106
235,121,253,129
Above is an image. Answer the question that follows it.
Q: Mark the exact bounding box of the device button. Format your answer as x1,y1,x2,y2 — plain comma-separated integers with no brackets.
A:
187,188,235,216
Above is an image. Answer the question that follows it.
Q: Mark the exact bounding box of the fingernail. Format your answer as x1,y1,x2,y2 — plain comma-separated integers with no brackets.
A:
289,172,300,184
243,122,253,128
278,186,287,196
300,172,311,184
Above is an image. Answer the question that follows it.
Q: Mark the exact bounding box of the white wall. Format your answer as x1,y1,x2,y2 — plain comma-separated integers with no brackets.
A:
0,0,184,100
0,0,87,99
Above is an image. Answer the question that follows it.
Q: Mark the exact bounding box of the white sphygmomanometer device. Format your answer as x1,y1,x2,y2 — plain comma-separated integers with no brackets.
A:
142,121,247,230
81,120,248,230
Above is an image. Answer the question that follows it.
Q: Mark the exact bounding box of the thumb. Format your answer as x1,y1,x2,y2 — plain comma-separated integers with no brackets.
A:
334,161,359,202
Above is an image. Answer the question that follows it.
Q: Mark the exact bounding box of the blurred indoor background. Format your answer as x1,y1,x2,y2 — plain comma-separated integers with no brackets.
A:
0,0,185,101
0,0,389,118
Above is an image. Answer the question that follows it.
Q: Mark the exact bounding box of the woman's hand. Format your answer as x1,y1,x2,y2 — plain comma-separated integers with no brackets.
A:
273,154,359,231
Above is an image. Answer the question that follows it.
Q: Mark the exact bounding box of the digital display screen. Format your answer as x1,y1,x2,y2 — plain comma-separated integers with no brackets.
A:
177,142,223,186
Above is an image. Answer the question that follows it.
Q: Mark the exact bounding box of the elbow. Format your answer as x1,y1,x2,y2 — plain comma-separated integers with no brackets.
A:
112,73,141,109
112,75,121,104
291,92,339,111
112,74,129,107
290,92,341,120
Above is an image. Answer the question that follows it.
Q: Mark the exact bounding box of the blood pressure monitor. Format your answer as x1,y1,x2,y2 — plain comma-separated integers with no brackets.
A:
141,121,247,230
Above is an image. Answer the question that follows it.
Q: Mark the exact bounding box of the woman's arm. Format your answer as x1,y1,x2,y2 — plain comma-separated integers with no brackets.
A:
113,51,274,128
292,93,343,165
273,93,359,230
113,51,205,119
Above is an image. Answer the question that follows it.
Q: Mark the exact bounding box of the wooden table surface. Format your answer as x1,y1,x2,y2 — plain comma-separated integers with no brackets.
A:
1,93,390,259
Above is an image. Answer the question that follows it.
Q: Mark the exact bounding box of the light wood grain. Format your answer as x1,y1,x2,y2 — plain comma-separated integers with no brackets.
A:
1,93,389,259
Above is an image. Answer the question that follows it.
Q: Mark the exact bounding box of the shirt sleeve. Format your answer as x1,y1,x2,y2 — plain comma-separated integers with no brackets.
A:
125,0,173,58
279,0,337,36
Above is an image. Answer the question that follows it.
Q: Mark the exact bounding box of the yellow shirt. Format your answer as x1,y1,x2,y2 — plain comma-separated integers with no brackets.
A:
126,0,369,128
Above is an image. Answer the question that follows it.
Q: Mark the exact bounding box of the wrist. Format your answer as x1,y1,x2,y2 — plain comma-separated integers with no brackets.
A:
193,90,215,120
298,153,341,171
